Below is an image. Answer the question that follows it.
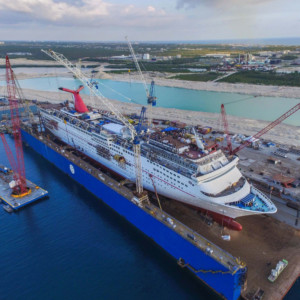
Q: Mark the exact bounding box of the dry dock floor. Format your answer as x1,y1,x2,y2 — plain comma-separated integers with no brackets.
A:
158,198,300,300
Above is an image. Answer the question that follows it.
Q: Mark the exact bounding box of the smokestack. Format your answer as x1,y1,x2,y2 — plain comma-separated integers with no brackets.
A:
59,85,88,113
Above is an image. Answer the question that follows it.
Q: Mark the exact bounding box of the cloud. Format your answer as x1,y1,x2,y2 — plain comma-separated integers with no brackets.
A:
0,0,299,41
0,0,171,28
147,6,156,13
176,0,211,9
0,0,110,22
176,0,272,9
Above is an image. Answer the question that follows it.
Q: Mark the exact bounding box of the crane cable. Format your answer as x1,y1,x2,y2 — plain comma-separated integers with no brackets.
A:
94,79,133,102
225,95,258,106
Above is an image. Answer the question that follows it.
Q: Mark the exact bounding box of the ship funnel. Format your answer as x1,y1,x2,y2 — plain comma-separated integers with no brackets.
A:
59,85,88,113
192,127,205,150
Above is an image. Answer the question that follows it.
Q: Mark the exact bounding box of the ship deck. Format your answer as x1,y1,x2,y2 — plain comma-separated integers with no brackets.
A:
0,171,48,210
30,128,242,274
22,125,300,300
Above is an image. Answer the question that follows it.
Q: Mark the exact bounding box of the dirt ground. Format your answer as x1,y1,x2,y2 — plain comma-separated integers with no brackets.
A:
158,198,300,300
3,87,300,147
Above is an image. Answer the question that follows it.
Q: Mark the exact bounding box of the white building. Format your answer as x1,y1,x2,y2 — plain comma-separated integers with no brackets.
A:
205,53,230,58
143,53,150,60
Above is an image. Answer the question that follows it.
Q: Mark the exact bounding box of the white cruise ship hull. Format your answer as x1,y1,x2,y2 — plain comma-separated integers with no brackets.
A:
41,109,277,223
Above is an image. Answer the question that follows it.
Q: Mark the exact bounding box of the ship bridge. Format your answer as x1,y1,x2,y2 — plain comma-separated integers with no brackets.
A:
196,150,230,175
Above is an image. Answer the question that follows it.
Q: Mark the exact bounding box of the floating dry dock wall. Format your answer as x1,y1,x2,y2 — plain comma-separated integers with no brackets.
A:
21,127,247,300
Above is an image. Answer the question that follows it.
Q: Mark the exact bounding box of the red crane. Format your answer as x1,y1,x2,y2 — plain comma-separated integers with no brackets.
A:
221,104,232,153
222,102,300,156
0,55,27,195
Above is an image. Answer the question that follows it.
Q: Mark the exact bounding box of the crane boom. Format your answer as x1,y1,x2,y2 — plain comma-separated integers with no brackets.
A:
0,133,17,174
125,37,155,128
221,104,232,153
41,49,144,195
5,55,27,194
125,36,149,97
232,102,300,155
41,49,136,137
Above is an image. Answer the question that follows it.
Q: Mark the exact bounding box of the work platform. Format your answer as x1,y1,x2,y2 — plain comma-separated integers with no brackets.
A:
0,168,48,210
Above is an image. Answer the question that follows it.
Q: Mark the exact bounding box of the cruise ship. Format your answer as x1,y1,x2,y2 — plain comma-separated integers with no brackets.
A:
40,86,277,230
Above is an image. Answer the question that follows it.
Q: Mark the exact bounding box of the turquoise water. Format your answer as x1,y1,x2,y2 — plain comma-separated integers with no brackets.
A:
1,77,299,126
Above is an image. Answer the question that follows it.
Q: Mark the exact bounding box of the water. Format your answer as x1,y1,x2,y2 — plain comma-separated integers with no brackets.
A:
0,73,299,298
1,76,299,126
0,67,68,76
0,137,298,300
0,135,219,300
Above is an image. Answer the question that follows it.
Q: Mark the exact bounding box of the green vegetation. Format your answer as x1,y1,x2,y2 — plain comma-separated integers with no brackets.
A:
0,41,130,60
106,60,195,73
170,72,220,81
106,70,129,74
219,70,300,87
1,41,299,61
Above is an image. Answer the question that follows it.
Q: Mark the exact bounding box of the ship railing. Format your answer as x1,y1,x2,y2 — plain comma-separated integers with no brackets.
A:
142,145,197,176
251,186,276,211
143,143,197,168
146,154,193,178
34,131,135,201
149,139,177,153
48,108,100,134
196,151,229,167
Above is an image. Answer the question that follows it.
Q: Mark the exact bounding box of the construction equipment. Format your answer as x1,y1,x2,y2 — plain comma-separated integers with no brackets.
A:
41,49,145,196
1,56,27,195
14,76,35,124
221,104,233,153
125,36,157,127
148,80,157,106
149,174,162,211
225,102,300,155
136,106,147,136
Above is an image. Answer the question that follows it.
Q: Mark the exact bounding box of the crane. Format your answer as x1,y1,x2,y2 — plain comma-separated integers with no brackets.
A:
148,80,157,106
41,49,145,196
221,104,232,153
0,55,27,195
125,36,156,127
136,106,147,135
226,102,300,155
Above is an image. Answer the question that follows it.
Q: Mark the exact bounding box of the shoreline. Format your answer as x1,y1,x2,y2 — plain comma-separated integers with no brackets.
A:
1,61,300,99
19,87,300,147
1,64,299,146
110,73,300,99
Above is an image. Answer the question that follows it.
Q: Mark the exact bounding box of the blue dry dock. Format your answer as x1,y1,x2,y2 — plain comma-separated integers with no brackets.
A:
0,167,48,210
20,127,247,300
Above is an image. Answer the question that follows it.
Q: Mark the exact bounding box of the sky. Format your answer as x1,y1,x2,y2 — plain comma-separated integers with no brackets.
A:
0,0,299,41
